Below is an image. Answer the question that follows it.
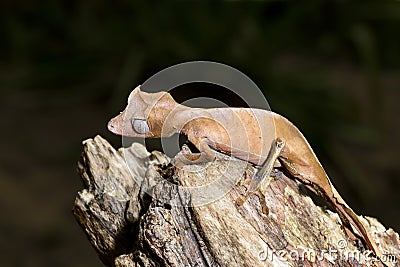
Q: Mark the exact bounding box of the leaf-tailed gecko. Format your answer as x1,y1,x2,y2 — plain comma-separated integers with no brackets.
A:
108,86,389,266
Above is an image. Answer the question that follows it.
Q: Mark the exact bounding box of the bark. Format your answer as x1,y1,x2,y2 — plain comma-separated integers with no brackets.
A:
73,135,400,267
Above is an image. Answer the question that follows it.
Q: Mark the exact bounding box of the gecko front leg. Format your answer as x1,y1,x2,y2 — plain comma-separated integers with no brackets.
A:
236,138,286,214
172,136,216,168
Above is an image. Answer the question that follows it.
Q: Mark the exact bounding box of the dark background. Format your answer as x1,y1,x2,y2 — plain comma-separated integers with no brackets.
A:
1,1,399,266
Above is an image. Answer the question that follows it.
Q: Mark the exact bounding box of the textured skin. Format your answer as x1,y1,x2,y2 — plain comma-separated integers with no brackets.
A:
108,86,388,266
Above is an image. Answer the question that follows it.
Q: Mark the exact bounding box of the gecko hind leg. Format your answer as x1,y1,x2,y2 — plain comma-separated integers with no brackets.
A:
257,138,285,195
236,138,286,214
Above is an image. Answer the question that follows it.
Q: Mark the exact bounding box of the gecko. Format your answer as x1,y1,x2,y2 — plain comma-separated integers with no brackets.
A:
108,86,390,266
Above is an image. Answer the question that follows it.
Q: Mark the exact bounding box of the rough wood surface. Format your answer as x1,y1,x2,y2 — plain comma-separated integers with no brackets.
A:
74,135,400,267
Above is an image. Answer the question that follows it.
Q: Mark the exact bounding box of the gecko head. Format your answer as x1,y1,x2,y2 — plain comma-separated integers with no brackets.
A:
108,85,180,138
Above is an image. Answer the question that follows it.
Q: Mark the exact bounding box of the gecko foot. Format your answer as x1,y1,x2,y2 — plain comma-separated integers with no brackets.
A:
235,195,247,206
235,187,269,215
172,144,202,168
235,194,269,215
172,144,215,168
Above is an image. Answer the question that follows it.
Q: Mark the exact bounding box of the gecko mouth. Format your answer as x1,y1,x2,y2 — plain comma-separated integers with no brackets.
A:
107,119,120,135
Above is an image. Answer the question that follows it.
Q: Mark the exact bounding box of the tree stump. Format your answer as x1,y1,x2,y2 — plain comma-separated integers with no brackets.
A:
73,135,400,267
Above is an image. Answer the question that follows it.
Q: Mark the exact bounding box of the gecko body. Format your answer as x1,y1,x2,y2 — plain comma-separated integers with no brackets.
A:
108,86,388,266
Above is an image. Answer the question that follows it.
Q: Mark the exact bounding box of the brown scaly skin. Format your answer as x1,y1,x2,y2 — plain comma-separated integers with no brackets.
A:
108,86,390,267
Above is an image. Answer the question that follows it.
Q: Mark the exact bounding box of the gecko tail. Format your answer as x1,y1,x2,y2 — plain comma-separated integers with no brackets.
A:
308,181,390,267
328,195,391,267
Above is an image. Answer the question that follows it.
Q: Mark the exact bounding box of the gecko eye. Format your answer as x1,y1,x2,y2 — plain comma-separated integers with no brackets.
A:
131,119,150,134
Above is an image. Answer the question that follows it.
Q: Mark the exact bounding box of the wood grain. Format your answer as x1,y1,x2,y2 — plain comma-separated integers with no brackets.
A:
74,136,400,267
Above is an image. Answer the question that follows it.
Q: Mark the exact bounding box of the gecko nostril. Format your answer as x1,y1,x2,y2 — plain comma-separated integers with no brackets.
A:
107,122,115,130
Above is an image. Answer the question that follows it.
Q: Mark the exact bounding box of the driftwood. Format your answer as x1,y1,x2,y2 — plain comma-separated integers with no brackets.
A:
74,135,400,267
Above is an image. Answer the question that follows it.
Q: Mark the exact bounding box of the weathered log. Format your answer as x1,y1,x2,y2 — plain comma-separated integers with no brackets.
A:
74,135,400,267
